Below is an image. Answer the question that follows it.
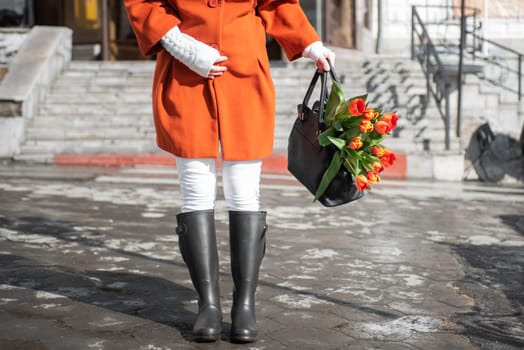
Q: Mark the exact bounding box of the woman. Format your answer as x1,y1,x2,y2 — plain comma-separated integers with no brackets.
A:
124,0,334,343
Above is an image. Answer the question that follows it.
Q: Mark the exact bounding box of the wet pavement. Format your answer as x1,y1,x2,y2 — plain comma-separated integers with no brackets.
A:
0,162,523,350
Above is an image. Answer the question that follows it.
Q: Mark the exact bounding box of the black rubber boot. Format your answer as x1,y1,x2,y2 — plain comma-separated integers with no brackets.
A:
176,210,222,342
229,211,267,343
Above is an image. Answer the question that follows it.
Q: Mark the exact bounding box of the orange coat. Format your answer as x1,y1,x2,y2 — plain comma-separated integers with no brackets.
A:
125,0,319,160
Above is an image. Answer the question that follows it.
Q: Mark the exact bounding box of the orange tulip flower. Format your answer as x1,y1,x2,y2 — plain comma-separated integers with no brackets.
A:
349,136,363,150
355,174,370,191
348,98,365,116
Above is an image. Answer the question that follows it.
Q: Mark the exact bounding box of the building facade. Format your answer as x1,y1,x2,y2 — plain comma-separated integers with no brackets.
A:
0,0,373,60
0,0,523,59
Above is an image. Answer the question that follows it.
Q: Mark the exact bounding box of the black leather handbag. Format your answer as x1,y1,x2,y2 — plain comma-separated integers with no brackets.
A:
287,67,364,207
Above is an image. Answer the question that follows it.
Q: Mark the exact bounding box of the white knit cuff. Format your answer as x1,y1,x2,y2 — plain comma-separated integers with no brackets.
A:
161,26,220,78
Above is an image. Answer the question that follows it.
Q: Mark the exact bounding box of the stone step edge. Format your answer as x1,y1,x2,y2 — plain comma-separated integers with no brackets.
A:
52,152,408,180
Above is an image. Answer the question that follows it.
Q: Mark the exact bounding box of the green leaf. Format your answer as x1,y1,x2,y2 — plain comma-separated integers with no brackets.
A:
360,159,374,172
340,128,360,141
314,151,343,201
317,128,335,147
343,161,353,174
364,155,382,163
327,136,346,150
325,83,345,123
367,134,387,147
333,81,346,102
339,116,359,128
343,156,358,177
349,93,368,102
337,100,351,117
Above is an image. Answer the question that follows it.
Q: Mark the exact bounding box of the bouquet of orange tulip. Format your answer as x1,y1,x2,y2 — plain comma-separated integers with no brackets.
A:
314,82,398,200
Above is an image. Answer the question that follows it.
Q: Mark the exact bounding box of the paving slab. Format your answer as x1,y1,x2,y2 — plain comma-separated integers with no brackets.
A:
0,163,522,349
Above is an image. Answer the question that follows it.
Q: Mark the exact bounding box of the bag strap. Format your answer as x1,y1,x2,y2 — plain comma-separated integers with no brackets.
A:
300,62,339,129
302,70,321,109
318,72,328,128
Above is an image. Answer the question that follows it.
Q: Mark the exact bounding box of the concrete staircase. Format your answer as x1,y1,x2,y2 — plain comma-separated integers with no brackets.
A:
462,67,524,139
15,53,458,164
16,62,157,162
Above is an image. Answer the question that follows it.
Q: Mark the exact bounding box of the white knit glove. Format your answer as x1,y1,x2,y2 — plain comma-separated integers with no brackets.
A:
160,26,220,78
303,41,335,71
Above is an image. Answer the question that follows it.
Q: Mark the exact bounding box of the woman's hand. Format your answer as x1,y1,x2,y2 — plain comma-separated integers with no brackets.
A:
315,48,335,71
303,41,336,71
208,56,228,79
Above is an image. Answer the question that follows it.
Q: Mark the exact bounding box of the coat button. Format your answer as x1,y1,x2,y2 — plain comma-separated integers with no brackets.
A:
210,43,219,50
208,0,218,7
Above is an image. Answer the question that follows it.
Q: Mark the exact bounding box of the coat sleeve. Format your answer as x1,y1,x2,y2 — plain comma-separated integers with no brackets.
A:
257,0,321,61
124,0,181,56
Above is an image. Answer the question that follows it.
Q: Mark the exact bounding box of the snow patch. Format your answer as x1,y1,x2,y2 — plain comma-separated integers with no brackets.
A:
397,274,425,287
141,212,165,218
276,281,311,291
356,315,442,338
0,298,17,304
106,282,128,289
35,290,67,299
35,303,61,309
467,235,500,245
100,256,130,262
271,294,332,308
0,284,23,290
302,248,338,259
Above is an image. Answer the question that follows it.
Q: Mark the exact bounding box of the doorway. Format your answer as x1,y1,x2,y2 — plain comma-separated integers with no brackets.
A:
325,0,356,49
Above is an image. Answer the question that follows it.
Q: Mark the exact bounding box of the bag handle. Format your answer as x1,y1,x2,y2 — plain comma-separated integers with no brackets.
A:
300,62,339,129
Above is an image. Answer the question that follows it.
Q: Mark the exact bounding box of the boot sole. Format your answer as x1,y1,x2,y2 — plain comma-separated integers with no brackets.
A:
194,333,221,342
230,334,257,343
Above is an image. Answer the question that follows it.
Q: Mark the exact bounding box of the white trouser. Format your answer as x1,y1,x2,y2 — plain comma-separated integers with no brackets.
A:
176,157,262,213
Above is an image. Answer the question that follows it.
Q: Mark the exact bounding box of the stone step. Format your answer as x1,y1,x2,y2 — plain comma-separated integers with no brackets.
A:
46,75,423,93
20,135,445,157
38,103,152,116
60,69,154,79
31,115,154,127
35,103,303,117
21,139,159,154
68,60,156,71
30,115,313,134
499,90,522,104
13,153,55,163
26,126,156,141
44,93,152,104
50,82,151,92
49,86,152,96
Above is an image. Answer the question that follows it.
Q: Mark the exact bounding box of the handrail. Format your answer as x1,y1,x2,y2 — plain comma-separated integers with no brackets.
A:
470,32,523,100
411,6,452,150
471,33,522,56
411,5,481,25
412,5,482,57
414,5,522,102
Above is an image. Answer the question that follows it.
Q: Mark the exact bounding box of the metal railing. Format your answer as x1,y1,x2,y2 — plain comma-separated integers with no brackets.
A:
411,5,523,151
470,33,523,101
411,6,452,150
412,5,482,57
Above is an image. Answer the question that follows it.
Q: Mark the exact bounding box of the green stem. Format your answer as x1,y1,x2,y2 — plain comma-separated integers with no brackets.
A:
344,158,358,177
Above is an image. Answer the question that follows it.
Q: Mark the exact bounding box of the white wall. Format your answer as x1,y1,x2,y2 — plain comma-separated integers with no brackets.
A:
373,0,524,55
